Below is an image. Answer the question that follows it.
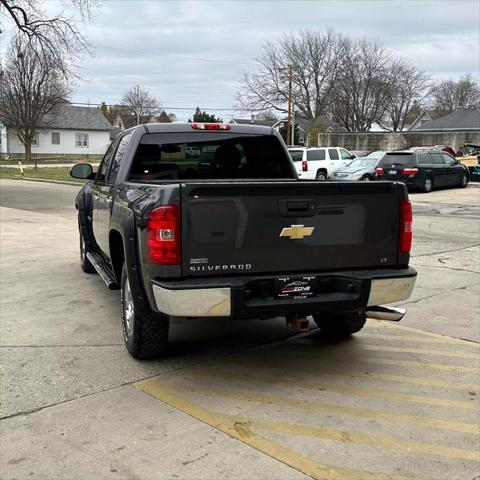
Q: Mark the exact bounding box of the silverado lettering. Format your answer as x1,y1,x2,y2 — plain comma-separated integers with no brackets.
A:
189,264,253,272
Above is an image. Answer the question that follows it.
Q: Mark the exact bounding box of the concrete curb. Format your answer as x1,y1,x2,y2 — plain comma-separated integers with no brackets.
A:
1,176,83,187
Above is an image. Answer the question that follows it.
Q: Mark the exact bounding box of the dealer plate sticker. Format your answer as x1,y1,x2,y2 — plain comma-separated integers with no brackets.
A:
275,276,317,299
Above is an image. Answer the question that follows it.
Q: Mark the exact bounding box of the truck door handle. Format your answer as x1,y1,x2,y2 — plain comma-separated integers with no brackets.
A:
278,199,315,217
287,201,309,212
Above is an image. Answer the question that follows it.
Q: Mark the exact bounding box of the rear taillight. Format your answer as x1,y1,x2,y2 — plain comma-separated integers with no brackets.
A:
402,168,418,176
399,200,412,254
376,167,384,175
146,205,181,264
302,160,308,172
191,123,231,130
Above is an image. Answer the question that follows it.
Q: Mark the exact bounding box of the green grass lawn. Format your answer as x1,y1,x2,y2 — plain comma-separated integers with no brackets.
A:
0,167,86,184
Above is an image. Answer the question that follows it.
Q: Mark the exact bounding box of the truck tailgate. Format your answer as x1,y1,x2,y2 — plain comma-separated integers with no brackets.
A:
181,181,401,277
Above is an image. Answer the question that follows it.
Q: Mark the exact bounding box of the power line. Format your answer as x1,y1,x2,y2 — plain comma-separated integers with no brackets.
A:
69,101,265,112
94,44,257,67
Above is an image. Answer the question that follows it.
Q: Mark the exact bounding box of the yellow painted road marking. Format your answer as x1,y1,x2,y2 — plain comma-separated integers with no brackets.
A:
267,345,478,374
174,383,479,435
361,332,480,347
367,322,480,345
360,344,480,359
311,352,476,374
191,367,478,410
287,342,480,360
224,356,480,392
251,419,480,462
135,379,414,480
344,356,479,374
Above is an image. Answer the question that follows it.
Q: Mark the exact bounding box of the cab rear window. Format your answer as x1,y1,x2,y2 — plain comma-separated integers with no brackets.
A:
129,133,295,181
378,154,414,166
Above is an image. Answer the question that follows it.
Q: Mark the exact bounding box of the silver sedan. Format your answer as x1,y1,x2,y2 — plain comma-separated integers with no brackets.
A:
332,153,385,181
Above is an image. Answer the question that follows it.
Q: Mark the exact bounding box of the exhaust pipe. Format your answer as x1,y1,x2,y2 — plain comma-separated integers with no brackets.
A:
363,306,406,322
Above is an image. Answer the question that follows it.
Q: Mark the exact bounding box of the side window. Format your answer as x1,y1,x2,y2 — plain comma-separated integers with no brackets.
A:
51,132,60,145
107,133,132,184
340,149,352,160
75,133,89,148
32,132,40,147
442,153,455,165
417,153,431,165
307,149,326,161
328,148,339,160
96,141,117,184
430,153,443,165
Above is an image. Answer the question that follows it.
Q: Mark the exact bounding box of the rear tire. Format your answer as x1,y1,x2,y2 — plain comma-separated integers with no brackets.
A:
316,171,327,180
121,263,169,359
421,176,433,193
80,231,96,274
312,312,366,337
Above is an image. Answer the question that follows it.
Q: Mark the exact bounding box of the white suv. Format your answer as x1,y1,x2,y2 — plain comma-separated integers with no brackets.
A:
288,147,356,180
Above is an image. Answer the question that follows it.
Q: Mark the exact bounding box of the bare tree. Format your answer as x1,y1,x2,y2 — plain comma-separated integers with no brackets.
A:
255,111,278,121
0,36,70,165
237,30,347,129
0,0,99,74
387,62,430,131
121,85,159,126
431,74,480,113
329,38,399,132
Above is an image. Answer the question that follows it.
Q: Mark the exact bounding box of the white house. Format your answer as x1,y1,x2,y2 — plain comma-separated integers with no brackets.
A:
0,105,113,159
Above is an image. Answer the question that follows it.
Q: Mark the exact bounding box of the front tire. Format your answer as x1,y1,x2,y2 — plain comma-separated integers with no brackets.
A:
312,312,366,337
460,172,468,188
121,263,169,359
360,174,372,181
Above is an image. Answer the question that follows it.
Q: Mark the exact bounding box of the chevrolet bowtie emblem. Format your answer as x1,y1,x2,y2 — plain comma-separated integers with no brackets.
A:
280,225,315,240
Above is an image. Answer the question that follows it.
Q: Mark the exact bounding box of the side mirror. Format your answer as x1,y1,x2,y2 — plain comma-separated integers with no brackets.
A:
70,163,95,180
350,154,356,159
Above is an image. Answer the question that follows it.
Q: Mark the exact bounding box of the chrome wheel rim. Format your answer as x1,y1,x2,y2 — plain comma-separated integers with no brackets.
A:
363,176,370,181
462,175,467,186
425,179,432,191
124,277,135,337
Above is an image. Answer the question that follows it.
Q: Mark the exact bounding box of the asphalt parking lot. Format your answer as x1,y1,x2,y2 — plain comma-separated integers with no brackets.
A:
0,179,479,480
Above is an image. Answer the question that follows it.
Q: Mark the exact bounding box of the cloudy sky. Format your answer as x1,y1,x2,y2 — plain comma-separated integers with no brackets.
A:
1,0,479,121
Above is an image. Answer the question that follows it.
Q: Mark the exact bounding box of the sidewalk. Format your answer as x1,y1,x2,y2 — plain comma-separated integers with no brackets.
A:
0,163,100,168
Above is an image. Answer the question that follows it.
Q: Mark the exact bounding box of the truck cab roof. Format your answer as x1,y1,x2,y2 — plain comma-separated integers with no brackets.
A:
120,122,276,137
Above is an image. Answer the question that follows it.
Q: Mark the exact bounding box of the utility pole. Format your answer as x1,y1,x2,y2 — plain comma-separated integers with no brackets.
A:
286,65,292,146
291,106,295,146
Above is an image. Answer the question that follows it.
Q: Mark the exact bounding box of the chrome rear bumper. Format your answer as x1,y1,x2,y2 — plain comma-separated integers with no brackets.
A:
152,285,231,317
366,277,415,306
152,273,416,318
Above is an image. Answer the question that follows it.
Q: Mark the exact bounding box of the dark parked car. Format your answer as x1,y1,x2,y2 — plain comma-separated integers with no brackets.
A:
376,150,469,192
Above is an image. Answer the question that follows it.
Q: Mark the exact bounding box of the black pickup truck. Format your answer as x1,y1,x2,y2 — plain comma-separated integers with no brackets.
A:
71,123,416,359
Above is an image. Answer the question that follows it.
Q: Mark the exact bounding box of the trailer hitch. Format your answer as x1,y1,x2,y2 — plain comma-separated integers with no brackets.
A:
286,315,310,332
